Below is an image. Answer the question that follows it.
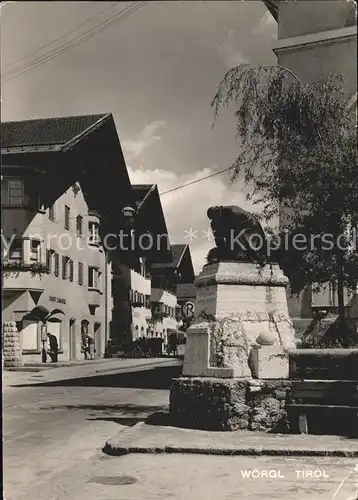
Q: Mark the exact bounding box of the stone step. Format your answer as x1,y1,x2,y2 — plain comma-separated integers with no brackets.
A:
289,348,358,380
289,379,358,405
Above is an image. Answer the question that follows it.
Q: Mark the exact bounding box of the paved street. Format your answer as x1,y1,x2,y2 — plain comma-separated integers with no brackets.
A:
4,362,358,500
3,361,180,500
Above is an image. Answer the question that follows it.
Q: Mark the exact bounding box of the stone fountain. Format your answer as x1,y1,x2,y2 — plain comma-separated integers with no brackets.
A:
169,205,296,431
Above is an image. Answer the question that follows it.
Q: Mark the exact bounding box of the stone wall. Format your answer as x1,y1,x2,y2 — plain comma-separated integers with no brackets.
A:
170,377,291,432
2,321,24,368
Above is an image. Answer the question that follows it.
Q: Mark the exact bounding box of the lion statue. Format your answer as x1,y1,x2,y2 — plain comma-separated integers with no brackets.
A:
206,205,268,265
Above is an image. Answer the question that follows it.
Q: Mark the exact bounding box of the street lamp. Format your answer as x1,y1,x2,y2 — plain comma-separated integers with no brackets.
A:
121,206,136,227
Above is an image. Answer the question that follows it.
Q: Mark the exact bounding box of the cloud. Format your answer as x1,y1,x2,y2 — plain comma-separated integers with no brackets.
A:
217,29,249,69
254,11,277,36
128,164,266,274
122,120,166,160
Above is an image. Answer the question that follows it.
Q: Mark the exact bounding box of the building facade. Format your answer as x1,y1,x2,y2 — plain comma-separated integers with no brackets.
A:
264,0,357,333
150,243,196,341
1,114,133,361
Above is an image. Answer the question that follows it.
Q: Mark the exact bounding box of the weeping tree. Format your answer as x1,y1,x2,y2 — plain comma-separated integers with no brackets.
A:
212,65,358,345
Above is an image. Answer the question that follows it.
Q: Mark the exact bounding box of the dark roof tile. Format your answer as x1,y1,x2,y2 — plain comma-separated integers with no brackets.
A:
1,114,108,149
152,244,187,269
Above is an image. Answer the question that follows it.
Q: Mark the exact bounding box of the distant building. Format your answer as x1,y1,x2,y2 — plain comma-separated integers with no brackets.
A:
110,184,173,346
150,243,196,337
1,114,133,361
263,0,357,332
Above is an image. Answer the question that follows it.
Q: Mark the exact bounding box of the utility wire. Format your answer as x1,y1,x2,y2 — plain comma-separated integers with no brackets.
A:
159,153,272,196
2,2,144,82
2,2,121,72
19,153,272,230
2,2,147,84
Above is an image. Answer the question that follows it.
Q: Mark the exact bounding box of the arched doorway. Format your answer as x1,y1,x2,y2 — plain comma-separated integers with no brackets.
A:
94,322,101,358
81,320,89,358
69,319,76,361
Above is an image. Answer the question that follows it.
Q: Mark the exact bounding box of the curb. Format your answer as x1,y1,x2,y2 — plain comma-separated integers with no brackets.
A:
93,359,182,376
103,423,358,458
102,444,358,458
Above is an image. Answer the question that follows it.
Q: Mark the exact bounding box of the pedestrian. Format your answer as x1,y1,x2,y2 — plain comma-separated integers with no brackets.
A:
168,331,178,357
47,333,59,362
86,333,95,360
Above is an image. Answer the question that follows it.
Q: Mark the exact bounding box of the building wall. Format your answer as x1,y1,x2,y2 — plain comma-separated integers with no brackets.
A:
151,288,177,344
272,1,357,325
276,35,357,92
277,0,357,39
129,267,151,339
2,181,107,362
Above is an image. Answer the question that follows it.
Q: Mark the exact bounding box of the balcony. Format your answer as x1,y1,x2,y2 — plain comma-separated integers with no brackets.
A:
87,287,101,308
2,261,48,292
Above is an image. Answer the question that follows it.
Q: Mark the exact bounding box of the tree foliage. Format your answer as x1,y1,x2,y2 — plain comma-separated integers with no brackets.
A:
212,65,358,297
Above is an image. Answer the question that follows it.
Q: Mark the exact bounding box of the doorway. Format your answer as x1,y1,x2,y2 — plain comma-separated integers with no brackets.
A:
94,322,101,358
69,319,76,361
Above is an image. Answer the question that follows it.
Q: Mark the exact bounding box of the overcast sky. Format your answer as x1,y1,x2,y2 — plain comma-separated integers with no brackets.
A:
1,1,277,272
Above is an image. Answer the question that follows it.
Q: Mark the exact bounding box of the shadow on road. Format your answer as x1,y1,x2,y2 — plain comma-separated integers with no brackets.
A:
39,402,169,427
12,365,182,389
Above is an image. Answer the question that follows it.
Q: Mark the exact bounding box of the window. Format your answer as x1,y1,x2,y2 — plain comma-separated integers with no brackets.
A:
49,204,55,221
145,295,151,308
54,253,59,277
69,259,74,282
98,271,102,290
78,262,83,285
46,249,52,272
30,240,40,262
88,221,100,245
8,179,24,206
76,215,83,236
88,266,98,289
62,256,69,279
64,206,70,230
8,238,22,261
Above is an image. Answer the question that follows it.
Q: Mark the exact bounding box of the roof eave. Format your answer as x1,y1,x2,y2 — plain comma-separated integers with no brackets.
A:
174,244,188,270
61,113,112,152
1,144,63,154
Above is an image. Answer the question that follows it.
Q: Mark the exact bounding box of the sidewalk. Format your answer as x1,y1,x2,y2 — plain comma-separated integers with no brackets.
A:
4,357,182,386
5,357,123,372
104,422,358,458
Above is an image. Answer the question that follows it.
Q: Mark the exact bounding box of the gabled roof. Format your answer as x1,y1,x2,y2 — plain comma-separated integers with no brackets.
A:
133,184,158,212
1,113,111,152
151,244,187,269
132,184,172,262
